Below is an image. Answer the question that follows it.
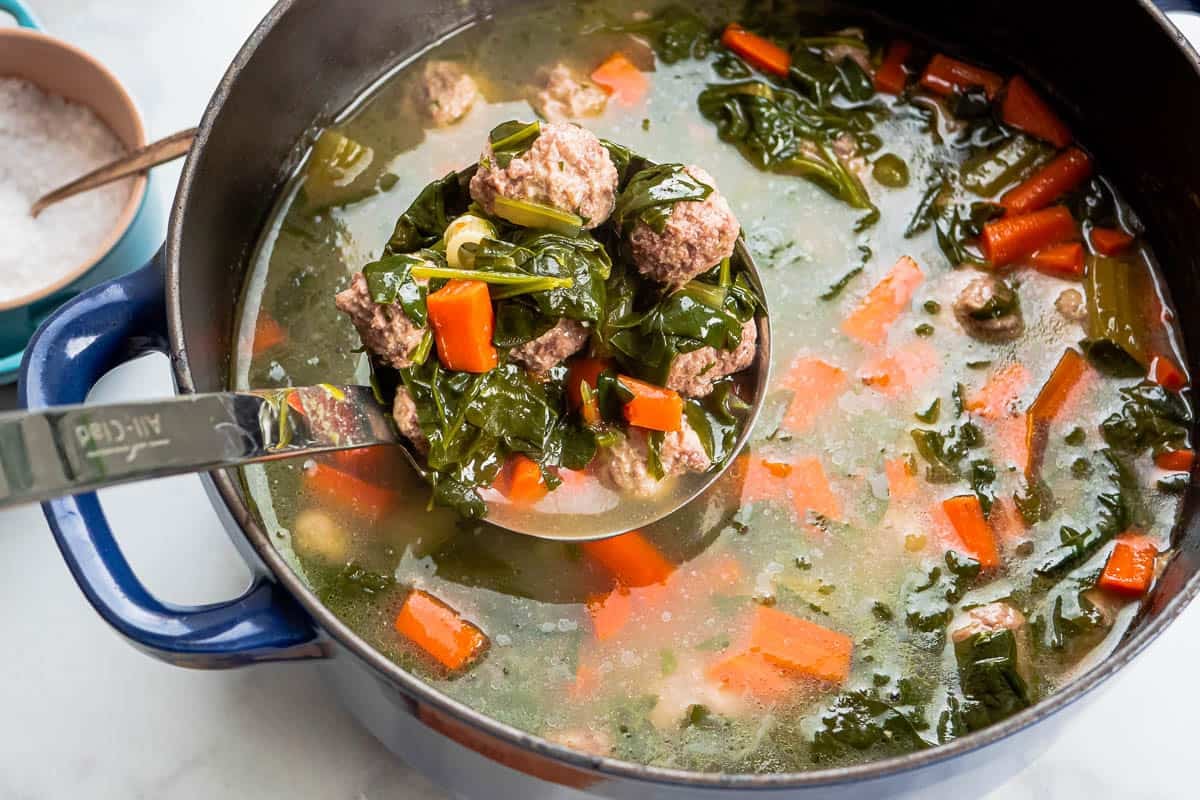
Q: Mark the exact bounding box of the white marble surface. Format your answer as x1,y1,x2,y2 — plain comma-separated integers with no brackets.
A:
1,3,1198,798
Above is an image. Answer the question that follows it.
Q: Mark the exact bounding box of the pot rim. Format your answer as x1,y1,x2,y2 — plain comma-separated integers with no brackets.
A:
168,0,1200,789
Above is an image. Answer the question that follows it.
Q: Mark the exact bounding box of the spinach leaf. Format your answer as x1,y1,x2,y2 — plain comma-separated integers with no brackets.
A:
486,119,540,169
589,5,713,63
1100,381,1191,457
1030,566,1106,652
612,164,713,234
953,629,1032,729
385,170,471,254
1035,450,1137,578
904,551,980,633
316,561,396,604
684,380,750,466
811,689,933,762
910,422,984,483
361,252,433,326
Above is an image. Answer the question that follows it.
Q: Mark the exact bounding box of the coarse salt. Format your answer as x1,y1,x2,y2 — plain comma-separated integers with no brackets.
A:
0,77,134,304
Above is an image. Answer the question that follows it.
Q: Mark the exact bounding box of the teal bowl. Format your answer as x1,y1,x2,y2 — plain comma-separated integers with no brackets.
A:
0,0,165,384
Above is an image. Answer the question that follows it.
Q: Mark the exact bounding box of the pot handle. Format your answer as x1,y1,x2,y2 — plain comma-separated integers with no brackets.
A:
0,0,39,28
18,253,324,668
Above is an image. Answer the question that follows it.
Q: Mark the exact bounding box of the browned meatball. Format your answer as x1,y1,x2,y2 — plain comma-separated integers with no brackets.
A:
508,319,590,373
391,386,428,454
470,122,618,228
629,166,740,288
334,273,426,369
666,319,758,398
594,420,711,496
412,60,478,128
950,602,1026,643
954,275,1024,342
530,64,608,122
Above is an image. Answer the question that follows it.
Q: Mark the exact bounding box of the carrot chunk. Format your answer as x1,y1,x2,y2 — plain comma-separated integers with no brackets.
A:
395,589,488,671
566,357,611,425
587,588,633,640
1151,354,1187,392
619,375,683,432
1090,227,1135,256
941,495,1001,569
749,606,852,684
920,54,1004,99
841,256,924,346
857,340,939,398
789,456,842,527
504,454,549,505
1000,76,1072,148
1155,449,1194,472
981,206,1078,268
967,362,1031,420
707,652,795,699
1030,242,1086,278
1098,535,1159,597
590,52,650,105
780,356,846,430
582,531,674,587
304,462,396,523
426,280,499,373
874,40,913,94
1024,348,1087,478
253,313,286,355
884,456,919,500
721,24,791,77
1000,148,1093,215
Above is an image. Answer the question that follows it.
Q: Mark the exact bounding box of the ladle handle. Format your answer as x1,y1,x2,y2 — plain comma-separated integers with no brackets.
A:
0,383,394,510
31,127,197,217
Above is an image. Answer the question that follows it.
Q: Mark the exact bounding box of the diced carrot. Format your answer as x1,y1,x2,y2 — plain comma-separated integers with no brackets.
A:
857,340,939,398
590,51,650,105
1000,75,1072,148
981,206,1078,268
426,280,499,373
967,363,1031,420
780,356,846,430
884,456,919,500
700,552,744,587
566,357,611,409
764,460,793,478
1098,534,1159,597
253,313,286,355
737,455,791,504
1155,449,1194,472
1151,354,1187,392
994,412,1029,471
582,531,674,587
749,606,853,684
707,652,795,699
874,40,913,94
1024,348,1087,478
1030,242,1086,278
1000,148,1093,215
720,24,791,77
1090,227,1135,256
329,446,400,480
619,375,683,432
789,457,842,529
587,588,633,640
941,495,1000,569
919,54,1004,99
395,589,488,671
842,256,925,346
304,462,396,523
504,454,550,505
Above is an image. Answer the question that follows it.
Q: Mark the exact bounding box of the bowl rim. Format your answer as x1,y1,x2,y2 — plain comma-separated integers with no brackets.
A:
0,27,148,313
169,0,1200,790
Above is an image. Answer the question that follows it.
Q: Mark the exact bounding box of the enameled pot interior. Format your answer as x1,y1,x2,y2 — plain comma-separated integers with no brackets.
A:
167,0,1200,787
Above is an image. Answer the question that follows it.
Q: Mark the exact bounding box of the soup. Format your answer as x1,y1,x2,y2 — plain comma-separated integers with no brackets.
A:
234,0,1193,774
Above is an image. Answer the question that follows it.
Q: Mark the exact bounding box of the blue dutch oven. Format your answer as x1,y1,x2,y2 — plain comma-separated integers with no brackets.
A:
17,1,1200,797
0,0,164,384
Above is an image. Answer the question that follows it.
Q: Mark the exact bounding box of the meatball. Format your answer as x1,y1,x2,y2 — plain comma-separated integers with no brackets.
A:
508,318,590,373
954,275,1024,343
334,273,427,369
412,60,478,127
832,132,870,183
666,319,758,398
950,602,1027,643
291,509,349,564
596,419,711,496
392,386,428,454
470,121,618,228
629,165,740,288
1056,288,1087,323
530,64,608,122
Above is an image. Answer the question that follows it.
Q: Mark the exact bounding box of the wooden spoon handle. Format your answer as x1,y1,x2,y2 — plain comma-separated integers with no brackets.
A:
30,127,198,217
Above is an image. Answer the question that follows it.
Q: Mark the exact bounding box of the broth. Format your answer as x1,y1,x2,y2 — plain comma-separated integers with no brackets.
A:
233,0,1191,773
